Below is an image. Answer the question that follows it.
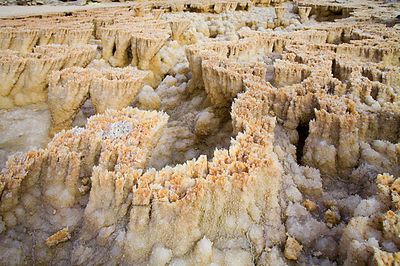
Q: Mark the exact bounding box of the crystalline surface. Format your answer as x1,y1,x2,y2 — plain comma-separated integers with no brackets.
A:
0,0,400,265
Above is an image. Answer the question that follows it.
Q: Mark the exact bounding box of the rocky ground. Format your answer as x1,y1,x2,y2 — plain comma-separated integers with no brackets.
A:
0,0,399,265
0,0,92,6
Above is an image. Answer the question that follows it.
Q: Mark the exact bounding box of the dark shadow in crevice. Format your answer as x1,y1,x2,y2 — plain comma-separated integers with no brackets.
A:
296,122,309,164
125,45,133,67
331,59,339,80
111,43,117,56
312,6,354,22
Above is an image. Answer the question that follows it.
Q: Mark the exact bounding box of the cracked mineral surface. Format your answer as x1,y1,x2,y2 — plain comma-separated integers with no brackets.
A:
0,0,400,265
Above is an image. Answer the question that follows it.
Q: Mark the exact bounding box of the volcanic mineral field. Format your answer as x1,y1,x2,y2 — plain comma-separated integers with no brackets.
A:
0,0,399,265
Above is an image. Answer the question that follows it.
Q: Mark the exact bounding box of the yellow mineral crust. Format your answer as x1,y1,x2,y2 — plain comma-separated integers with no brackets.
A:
136,32,170,70
33,44,97,68
89,67,149,114
98,21,170,67
0,28,39,53
0,23,93,52
0,45,97,109
0,107,168,237
45,228,71,247
48,67,149,135
169,19,192,43
0,0,400,265
132,0,255,13
284,236,303,260
48,67,94,136
372,248,400,266
123,116,283,262
202,57,266,106
0,106,284,264
96,18,183,86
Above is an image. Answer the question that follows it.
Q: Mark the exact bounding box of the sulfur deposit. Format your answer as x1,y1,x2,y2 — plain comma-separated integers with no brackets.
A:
0,0,400,265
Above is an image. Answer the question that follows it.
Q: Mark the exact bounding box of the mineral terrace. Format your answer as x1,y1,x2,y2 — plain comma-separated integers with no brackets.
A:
0,0,399,265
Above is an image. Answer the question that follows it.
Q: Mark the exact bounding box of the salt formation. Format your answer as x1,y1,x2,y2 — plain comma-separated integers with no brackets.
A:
0,0,400,265
0,45,96,109
89,67,148,113
48,67,148,135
